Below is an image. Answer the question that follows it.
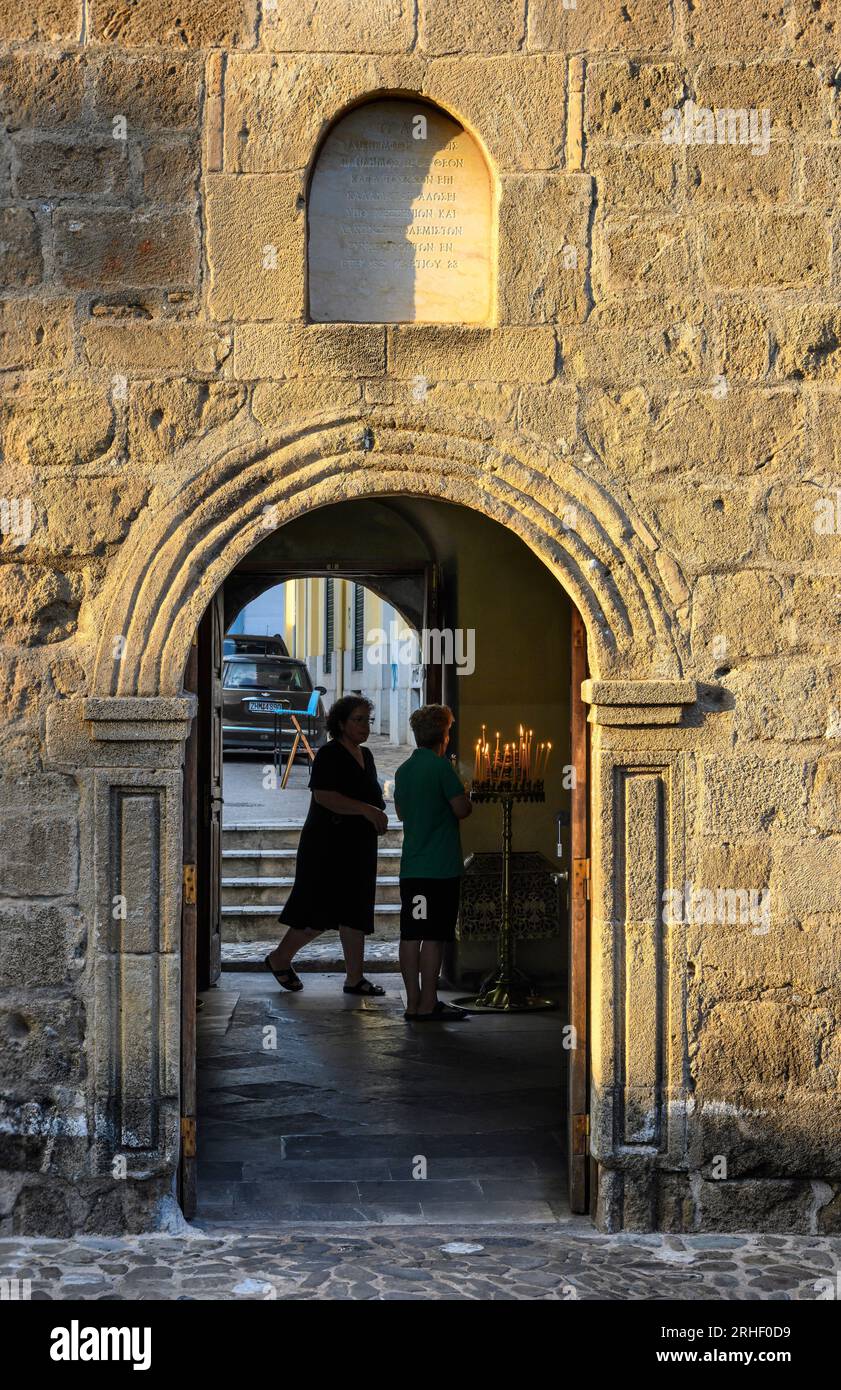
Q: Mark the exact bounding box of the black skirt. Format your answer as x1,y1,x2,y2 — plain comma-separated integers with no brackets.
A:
278,739,385,935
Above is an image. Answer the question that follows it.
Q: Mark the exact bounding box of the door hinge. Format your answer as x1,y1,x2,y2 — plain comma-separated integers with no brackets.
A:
180,1116,196,1158
183,863,196,905
573,857,590,902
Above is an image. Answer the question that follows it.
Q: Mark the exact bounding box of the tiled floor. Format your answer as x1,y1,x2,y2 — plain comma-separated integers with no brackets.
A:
194,971,569,1227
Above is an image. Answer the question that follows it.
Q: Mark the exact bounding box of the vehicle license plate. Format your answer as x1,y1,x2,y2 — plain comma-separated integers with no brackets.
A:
246,701,287,714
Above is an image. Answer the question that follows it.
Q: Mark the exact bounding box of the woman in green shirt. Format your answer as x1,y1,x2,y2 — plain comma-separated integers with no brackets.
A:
394,704,473,1022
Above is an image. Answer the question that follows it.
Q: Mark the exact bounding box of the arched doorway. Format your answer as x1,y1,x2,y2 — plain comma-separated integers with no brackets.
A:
65,410,693,1234
182,495,590,1225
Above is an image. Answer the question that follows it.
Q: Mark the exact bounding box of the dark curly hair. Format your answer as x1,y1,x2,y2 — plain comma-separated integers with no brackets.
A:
326,695,375,739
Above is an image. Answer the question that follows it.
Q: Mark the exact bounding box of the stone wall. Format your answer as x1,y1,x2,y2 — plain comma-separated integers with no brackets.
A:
0,1,839,1233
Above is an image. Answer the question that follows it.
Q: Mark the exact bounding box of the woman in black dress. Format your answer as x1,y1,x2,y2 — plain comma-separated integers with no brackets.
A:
265,695,389,997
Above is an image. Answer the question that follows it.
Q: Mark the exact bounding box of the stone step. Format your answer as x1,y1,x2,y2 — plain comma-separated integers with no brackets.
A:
221,939,399,971
223,820,404,850
221,902,401,943
222,847,402,877
221,875,402,906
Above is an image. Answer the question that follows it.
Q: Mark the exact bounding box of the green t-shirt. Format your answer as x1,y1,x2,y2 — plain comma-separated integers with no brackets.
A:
395,748,466,879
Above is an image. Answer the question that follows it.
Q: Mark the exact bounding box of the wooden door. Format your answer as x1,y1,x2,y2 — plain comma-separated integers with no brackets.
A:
179,635,198,1216
568,606,590,1213
197,589,224,992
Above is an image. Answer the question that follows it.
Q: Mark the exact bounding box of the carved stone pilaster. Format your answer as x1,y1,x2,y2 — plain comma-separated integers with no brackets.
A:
582,680,691,1232
44,696,196,1187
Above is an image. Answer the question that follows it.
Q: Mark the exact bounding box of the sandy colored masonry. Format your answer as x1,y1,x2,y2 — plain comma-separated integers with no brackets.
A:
0,0,839,1236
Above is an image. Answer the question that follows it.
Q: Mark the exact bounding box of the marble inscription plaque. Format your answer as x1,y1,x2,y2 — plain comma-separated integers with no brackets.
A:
308,100,492,323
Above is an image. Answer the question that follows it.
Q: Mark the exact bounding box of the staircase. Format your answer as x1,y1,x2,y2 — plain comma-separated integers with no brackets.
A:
220,819,403,968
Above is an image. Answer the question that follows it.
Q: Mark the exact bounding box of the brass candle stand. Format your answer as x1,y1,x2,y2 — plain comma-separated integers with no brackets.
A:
454,779,558,1014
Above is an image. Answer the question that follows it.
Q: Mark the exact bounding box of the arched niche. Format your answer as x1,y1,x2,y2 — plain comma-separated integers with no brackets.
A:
307,97,493,324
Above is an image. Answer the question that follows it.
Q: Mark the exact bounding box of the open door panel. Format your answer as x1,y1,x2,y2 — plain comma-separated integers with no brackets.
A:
568,606,590,1213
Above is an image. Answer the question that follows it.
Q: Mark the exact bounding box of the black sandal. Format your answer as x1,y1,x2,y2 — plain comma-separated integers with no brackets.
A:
264,955,303,991
343,977,385,996
413,1002,468,1022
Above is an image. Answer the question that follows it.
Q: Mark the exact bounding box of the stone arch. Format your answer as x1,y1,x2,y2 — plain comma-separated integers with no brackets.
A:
90,409,690,698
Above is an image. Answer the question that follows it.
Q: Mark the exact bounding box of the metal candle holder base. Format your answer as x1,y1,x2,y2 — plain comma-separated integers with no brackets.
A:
453,781,558,1015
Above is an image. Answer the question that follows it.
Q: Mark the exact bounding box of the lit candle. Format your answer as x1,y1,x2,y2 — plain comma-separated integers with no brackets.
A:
543,741,552,778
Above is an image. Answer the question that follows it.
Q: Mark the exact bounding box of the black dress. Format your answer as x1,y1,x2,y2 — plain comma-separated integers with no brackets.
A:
278,739,386,935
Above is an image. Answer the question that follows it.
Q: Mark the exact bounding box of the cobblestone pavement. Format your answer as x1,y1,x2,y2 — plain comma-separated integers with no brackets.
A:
2,1227,838,1301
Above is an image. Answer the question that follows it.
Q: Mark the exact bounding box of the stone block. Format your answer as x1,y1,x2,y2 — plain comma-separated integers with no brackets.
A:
0,998,85,1087
223,53,427,173
694,1000,833,1093
426,55,567,171
692,571,790,663
689,920,835,1008
641,481,760,570
206,175,304,321
91,0,256,47
517,384,577,446
787,579,841,657
811,394,841,475
420,0,525,54
596,215,693,292
31,478,149,558
684,0,788,57
0,51,86,130
55,209,199,292
587,142,678,212
498,174,591,324
140,140,199,204
0,901,81,988
234,323,385,379
699,211,829,290
695,839,772,890
686,141,794,204
128,381,247,466
711,299,770,380
584,386,803,481
691,1096,840,1182
0,564,84,646
529,0,672,52
0,1,81,41
771,837,841,916
810,753,841,832
1,382,117,470
729,660,831,742
700,754,811,836
766,487,841,563
693,61,831,135
563,296,706,385
82,322,230,373
265,0,413,51
92,52,202,132
0,209,42,289
13,138,131,201
0,298,73,372
586,61,685,140
388,325,556,382
0,813,78,895
798,142,841,212
251,380,362,428
773,306,841,381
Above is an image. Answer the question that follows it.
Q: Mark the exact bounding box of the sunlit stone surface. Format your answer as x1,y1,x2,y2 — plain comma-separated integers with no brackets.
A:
308,99,492,323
